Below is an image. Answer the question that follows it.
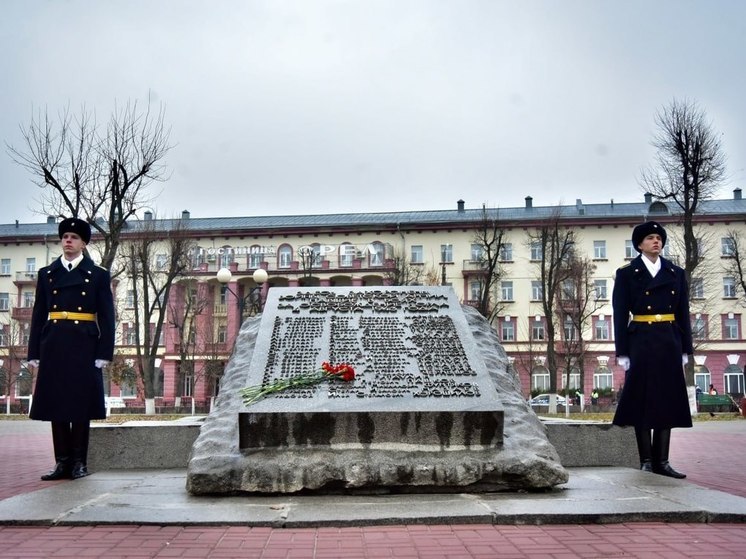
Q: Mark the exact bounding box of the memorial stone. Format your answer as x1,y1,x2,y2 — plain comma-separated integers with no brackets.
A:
187,286,568,494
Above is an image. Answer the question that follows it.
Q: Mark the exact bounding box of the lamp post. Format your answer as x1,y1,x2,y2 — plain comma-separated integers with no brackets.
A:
216,267,269,326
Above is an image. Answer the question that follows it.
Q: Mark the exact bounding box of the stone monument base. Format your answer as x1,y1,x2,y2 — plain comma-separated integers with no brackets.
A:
186,296,569,495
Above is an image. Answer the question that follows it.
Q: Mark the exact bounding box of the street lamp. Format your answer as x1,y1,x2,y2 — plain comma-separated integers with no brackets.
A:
216,267,268,325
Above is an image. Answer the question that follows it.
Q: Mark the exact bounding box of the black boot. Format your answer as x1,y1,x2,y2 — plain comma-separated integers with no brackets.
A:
41,422,72,481
70,421,91,480
634,426,653,472
652,429,686,479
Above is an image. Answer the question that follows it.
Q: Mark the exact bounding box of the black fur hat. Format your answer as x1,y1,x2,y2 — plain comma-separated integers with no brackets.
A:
58,217,91,244
632,221,666,252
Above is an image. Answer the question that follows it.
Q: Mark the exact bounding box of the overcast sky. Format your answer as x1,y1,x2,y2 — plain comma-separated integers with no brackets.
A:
1,0,745,224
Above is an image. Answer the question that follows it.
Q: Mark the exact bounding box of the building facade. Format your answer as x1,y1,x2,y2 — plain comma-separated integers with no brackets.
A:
1,192,745,412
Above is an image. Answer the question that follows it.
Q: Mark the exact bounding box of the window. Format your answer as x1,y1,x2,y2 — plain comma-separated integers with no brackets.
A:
190,249,204,269
125,290,136,308
594,279,608,300
691,277,704,299
218,247,233,268
531,366,550,391
531,281,543,301
594,317,610,340
217,325,227,344
339,244,355,267
594,367,613,390
660,243,671,258
0,259,9,275
124,325,137,345
724,365,745,395
20,323,31,346
531,317,545,341
248,246,263,269
500,281,513,301
694,366,711,395
723,276,737,298
500,318,515,341
593,240,606,259
625,240,635,259
691,315,708,340
470,244,483,262
22,291,34,308
723,315,740,340
562,368,581,390
219,285,228,305
722,237,736,257
440,244,453,263
410,245,423,264
369,242,385,267
561,279,576,300
0,324,7,346
563,316,577,341
26,258,36,273
499,243,513,262
155,254,168,270
278,245,292,268
469,280,482,301
530,242,542,261
0,293,8,311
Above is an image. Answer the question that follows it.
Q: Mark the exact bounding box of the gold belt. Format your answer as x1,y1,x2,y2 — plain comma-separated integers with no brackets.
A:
48,311,96,321
632,313,675,323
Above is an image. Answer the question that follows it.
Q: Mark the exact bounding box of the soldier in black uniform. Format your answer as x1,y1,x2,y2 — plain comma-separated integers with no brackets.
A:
612,221,692,478
27,218,115,480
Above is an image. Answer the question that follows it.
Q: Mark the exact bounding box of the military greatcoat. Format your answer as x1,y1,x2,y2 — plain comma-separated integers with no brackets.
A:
28,255,115,422
612,255,693,429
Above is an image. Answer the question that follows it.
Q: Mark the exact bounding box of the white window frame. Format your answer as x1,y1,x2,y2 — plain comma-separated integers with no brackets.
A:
593,240,606,259
499,243,513,262
410,245,423,265
500,281,513,301
724,277,737,298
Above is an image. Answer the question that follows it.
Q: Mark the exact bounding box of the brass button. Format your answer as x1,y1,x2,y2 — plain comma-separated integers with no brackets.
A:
53,290,58,294
81,291,86,296
655,314,662,321
647,306,652,310
78,307,83,311
645,291,650,295
74,320,79,324
61,311,68,319
53,320,58,324
53,305,57,309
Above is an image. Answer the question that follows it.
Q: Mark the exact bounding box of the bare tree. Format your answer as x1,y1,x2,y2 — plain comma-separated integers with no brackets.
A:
528,210,576,393
168,278,207,409
723,230,746,306
640,98,726,284
7,97,172,271
384,248,427,286
556,254,604,412
470,204,507,322
122,216,195,413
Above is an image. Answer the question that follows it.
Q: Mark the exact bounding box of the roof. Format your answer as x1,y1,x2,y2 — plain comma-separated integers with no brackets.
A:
1,195,744,240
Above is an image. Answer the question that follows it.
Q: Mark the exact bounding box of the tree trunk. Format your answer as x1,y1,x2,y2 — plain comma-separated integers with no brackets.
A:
145,398,156,415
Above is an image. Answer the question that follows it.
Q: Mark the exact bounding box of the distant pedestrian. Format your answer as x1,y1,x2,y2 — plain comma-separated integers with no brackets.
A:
708,384,718,395
27,218,115,481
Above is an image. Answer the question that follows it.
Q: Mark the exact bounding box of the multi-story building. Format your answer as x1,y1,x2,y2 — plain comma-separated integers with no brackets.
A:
1,191,745,412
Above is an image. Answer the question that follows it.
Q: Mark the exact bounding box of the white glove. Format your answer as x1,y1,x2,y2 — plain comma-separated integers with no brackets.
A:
95,360,110,369
682,354,689,365
27,359,40,369
617,356,630,371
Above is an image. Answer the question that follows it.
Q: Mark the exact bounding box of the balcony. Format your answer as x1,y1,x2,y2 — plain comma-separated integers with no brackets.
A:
13,271,37,285
11,307,33,321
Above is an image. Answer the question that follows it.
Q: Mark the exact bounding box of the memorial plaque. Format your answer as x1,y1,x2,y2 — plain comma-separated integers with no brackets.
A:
239,286,503,451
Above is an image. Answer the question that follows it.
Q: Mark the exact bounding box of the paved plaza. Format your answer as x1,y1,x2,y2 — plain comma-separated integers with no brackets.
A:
0,418,744,558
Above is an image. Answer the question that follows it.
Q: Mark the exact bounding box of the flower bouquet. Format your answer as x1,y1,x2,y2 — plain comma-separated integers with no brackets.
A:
240,361,356,406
